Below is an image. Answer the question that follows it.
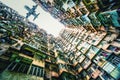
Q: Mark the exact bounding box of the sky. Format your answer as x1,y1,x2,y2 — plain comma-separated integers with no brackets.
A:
0,0,65,37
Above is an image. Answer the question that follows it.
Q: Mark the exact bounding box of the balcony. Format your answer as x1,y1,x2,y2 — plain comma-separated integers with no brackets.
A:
29,65,44,77
107,54,120,68
93,49,112,67
59,71,76,80
81,57,91,69
7,56,32,74
97,0,120,11
86,46,100,59
110,67,120,80
107,45,120,55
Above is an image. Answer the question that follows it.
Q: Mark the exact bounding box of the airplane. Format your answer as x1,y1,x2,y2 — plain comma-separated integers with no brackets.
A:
24,5,40,21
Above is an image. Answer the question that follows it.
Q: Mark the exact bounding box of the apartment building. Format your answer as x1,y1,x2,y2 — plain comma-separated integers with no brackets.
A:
0,0,120,80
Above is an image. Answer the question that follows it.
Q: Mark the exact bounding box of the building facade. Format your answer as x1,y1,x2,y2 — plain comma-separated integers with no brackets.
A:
0,0,120,80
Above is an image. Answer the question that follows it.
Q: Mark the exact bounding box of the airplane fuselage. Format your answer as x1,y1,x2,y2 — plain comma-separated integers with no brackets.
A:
24,5,35,14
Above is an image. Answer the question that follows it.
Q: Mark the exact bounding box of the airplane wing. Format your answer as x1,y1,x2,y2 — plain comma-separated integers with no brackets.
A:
32,5,38,11
24,5,31,11
33,12,40,21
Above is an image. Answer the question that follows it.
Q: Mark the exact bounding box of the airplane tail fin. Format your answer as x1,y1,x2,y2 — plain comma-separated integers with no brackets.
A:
33,13,40,21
